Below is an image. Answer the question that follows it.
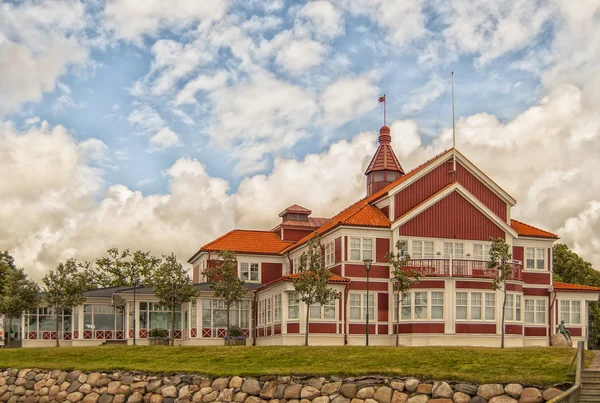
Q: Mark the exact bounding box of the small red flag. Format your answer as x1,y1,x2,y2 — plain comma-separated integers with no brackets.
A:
378,95,386,103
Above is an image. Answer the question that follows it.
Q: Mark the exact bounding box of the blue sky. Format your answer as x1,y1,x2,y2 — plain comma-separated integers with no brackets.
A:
1,0,600,278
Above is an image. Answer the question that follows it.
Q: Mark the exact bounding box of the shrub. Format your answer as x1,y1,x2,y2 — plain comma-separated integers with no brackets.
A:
227,326,244,338
149,328,168,338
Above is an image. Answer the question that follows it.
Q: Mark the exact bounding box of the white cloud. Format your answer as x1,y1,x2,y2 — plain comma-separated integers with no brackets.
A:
275,39,328,74
175,71,229,106
127,105,165,134
402,74,447,115
149,127,182,151
296,1,345,40
321,76,379,126
79,138,109,163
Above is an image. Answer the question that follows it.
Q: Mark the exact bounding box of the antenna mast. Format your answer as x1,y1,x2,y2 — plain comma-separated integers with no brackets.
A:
451,71,456,174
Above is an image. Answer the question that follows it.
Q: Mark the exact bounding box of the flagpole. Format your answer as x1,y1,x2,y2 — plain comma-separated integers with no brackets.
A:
384,95,386,126
451,72,456,174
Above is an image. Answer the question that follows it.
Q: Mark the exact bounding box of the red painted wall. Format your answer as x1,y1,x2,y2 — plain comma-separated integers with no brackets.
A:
513,246,524,264
506,283,523,292
308,323,337,333
376,238,390,263
193,265,200,283
566,327,582,337
397,323,445,334
505,324,523,335
345,264,389,278
394,161,507,221
349,324,376,334
287,323,299,333
381,206,389,218
456,281,493,290
274,324,282,335
455,323,496,334
335,237,342,263
282,228,313,242
398,191,505,241
261,263,283,284
410,280,445,289
524,327,547,337
523,287,549,296
349,282,388,291
378,325,388,334
344,237,348,261
330,265,341,275
378,293,388,321
522,271,551,285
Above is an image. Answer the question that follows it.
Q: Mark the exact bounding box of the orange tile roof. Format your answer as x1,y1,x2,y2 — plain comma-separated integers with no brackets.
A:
553,282,600,292
511,219,559,239
188,230,295,262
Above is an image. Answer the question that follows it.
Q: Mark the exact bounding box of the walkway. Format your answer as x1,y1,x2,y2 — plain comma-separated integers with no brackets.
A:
580,351,600,403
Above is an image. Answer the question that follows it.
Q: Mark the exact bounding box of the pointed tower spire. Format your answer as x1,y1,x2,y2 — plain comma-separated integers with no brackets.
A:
364,125,404,196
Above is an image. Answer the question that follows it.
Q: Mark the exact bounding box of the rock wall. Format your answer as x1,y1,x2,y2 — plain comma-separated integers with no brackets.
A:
0,369,570,403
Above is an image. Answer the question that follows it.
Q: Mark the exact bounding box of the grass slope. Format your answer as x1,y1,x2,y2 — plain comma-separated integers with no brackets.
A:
0,346,581,385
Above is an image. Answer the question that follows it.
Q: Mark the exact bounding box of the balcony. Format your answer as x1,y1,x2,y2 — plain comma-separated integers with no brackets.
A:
404,259,523,281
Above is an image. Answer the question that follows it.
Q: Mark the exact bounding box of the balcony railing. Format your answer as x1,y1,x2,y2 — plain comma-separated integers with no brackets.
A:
404,259,522,281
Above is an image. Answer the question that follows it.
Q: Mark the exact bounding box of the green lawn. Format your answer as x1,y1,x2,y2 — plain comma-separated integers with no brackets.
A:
0,346,582,385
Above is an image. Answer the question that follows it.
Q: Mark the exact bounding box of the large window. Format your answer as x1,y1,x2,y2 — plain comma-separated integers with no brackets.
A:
504,294,522,321
412,240,434,259
240,262,259,282
85,304,124,331
560,300,581,325
23,307,72,337
202,299,249,332
350,238,373,261
139,302,180,330
274,294,282,322
444,242,464,258
288,293,299,320
325,242,335,267
309,298,337,320
349,293,375,321
397,291,443,320
456,292,495,321
473,244,492,261
525,248,545,270
524,298,546,324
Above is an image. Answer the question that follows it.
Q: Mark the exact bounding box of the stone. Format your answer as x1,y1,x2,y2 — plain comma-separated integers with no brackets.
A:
98,379,112,389
212,379,229,392
50,386,61,396
200,388,213,396
300,387,320,400
121,378,135,387
261,382,279,400
504,386,522,400
80,384,93,394
452,393,471,403
13,387,26,396
340,384,357,399
68,372,82,383
332,396,350,403
180,386,194,400
477,385,504,401
391,391,409,403
233,393,248,403
245,397,266,403
374,387,393,403
34,380,46,390
404,380,420,394
14,379,27,387
429,400,452,403
57,392,69,403
454,385,477,397
114,395,127,403
432,383,452,400
313,397,330,403
322,383,341,396
284,385,302,400
308,379,325,390
40,397,50,403
67,392,85,402
390,383,404,393
242,381,261,396
218,388,235,402
470,397,487,403
365,399,378,403
150,395,163,403
23,397,36,403
406,395,428,403
131,383,147,394
17,371,31,379
40,387,49,396
489,397,517,403
128,393,144,403
79,374,89,384
274,384,286,400
542,389,562,402
88,375,103,387
356,388,375,400
147,381,163,393
117,385,130,395
84,393,101,403
550,335,572,347
162,387,178,398
229,378,243,390
203,391,218,402
108,383,122,395
350,399,363,403
519,388,543,403
46,379,57,388
417,385,432,395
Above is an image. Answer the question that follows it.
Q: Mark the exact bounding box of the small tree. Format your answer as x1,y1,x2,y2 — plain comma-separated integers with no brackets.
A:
292,235,339,346
386,240,421,347
150,254,198,346
488,237,513,349
203,250,247,345
0,268,39,347
84,248,161,288
0,251,17,300
42,259,89,347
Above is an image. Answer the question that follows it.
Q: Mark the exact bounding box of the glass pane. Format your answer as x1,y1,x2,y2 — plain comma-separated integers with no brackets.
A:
309,306,321,319
456,307,467,320
431,306,443,319
350,307,361,320
288,306,298,320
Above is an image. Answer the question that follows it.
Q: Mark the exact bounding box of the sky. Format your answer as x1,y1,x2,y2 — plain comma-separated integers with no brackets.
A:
1,0,600,281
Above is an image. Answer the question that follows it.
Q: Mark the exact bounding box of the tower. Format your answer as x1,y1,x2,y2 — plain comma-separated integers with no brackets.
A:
364,125,404,196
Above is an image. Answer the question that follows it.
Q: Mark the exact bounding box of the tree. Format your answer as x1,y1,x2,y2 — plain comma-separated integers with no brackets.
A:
150,254,198,346
203,250,247,345
292,235,339,346
84,248,161,288
0,268,39,347
42,259,89,347
386,240,421,347
0,251,17,300
487,237,513,349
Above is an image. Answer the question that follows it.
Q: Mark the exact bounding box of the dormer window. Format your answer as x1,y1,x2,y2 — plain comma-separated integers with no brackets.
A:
286,213,308,221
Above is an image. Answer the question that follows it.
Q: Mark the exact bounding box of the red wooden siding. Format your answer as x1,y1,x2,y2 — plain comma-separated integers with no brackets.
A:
282,228,313,242
397,323,445,334
376,238,390,263
513,246,524,265
506,283,523,292
335,237,342,263
261,263,282,284
505,324,523,335
378,325,388,334
566,327,582,337
193,265,200,283
523,287,549,296
410,280,445,289
344,237,348,261
330,265,341,275
287,323,299,333
456,281,493,290
524,327,547,337
345,264,389,278
398,191,505,241
455,323,496,334
381,205,389,218
522,271,551,285
349,324,376,334
394,161,507,222
378,293,388,321
309,323,337,333
274,324,281,335
349,282,388,291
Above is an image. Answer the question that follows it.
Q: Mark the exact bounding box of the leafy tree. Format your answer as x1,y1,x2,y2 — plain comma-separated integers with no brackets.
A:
487,237,513,349
386,240,421,347
0,268,39,347
0,251,17,300
203,250,247,345
292,235,339,346
42,259,89,347
84,248,161,288
150,254,198,346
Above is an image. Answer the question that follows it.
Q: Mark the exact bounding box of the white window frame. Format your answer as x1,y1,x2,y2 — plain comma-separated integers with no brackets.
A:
349,237,374,262
396,291,444,321
324,241,335,267
525,247,546,270
240,262,260,282
455,291,496,322
473,243,492,261
274,294,282,322
288,292,299,320
412,240,434,259
349,293,375,321
309,298,337,321
560,300,581,325
504,294,522,322
524,298,547,324
444,242,464,259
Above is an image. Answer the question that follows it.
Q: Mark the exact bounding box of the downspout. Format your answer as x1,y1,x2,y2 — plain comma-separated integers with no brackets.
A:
286,252,293,274
344,281,351,345
252,291,257,346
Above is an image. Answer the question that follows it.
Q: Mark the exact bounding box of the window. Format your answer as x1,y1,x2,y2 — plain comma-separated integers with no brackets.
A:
139,302,178,330
401,293,411,320
456,292,468,320
258,300,265,325
349,293,374,320
474,244,492,261
23,307,74,338
560,300,581,325
504,294,522,321
516,295,521,321
412,240,434,259
266,298,272,323
288,293,299,320
325,242,335,267
292,257,301,274
414,292,428,319
524,298,546,324
274,294,282,322
309,298,337,320
456,292,495,321
444,242,464,258
240,262,259,282
525,248,545,270
397,291,444,321
350,238,373,261
431,292,444,319
471,293,482,320
374,172,384,182
485,293,495,320
203,300,249,333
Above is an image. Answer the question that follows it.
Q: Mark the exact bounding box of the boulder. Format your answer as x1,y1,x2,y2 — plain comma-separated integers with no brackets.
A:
242,380,262,396
218,388,235,402
332,397,350,403
489,397,517,403
107,382,122,395
504,385,522,400
452,392,471,403
200,388,213,396
212,379,230,392
131,383,147,394
127,393,143,403
300,386,320,400
203,391,218,402
542,388,562,401
260,382,279,400
88,374,103,387
374,387,393,403
322,383,342,396
67,392,85,402
406,395,429,403
341,384,358,399
309,379,326,390
405,380,420,393
79,374,89,384
234,393,248,402
357,388,375,400
79,384,93,394
114,395,127,403
477,385,504,400
83,393,101,403
230,378,243,389
150,395,163,403
161,386,178,398
432,383,453,399
99,394,114,403
519,388,543,403
454,385,477,397
550,335,572,347
390,383,404,392
417,385,433,395
313,397,330,403
391,391,409,403
470,397,487,403
285,385,303,400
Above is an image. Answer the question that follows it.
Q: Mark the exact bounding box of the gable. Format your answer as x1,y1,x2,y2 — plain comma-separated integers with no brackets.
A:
398,191,506,241
393,157,508,222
